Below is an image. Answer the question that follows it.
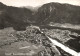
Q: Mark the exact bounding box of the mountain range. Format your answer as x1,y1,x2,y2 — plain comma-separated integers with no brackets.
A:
0,2,80,31
34,2,80,25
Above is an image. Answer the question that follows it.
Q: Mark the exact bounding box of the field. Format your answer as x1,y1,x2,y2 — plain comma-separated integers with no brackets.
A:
0,26,79,56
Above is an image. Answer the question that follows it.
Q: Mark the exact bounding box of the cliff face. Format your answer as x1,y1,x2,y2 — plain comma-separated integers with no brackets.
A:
34,2,80,25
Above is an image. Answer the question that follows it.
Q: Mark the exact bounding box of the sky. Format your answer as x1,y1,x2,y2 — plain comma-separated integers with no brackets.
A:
0,0,80,7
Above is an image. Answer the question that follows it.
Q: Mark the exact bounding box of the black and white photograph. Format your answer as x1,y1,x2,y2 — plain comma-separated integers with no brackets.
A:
0,0,80,56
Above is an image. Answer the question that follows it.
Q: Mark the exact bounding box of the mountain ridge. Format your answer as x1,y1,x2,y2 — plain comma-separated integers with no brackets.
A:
0,2,80,31
34,2,80,25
